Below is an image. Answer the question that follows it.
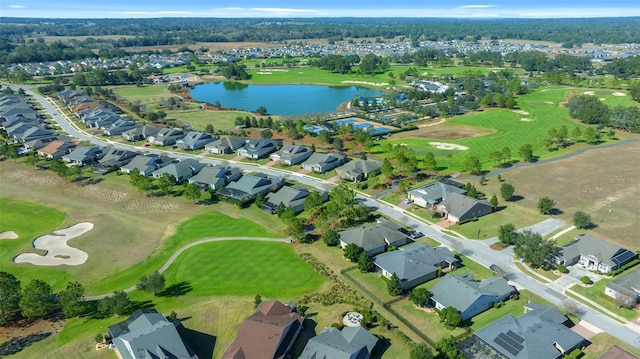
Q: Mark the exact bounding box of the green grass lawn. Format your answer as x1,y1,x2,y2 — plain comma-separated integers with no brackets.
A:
246,67,396,87
450,204,546,240
112,85,177,104
466,290,553,331
582,333,640,359
569,278,639,321
163,240,325,297
165,109,258,131
393,298,466,342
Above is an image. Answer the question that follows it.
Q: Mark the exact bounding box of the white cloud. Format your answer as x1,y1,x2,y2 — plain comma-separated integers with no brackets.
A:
458,5,497,9
9,4,26,8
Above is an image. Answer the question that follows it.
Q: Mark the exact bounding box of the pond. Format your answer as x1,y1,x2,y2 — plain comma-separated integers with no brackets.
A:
190,82,383,116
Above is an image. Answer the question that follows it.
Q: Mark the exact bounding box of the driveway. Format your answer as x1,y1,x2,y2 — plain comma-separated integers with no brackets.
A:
516,218,566,237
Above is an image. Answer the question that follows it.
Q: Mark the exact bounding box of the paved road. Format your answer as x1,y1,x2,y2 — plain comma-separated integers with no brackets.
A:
21,86,640,348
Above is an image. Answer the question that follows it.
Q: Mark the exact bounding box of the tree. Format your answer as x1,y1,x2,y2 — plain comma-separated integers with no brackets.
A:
498,223,517,245
500,183,515,201
439,306,463,328
59,281,85,318
489,194,499,209
0,272,21,324
463,182,479,199
323,229,339,246
630,81,640,102
572,211,592,229
137,271,165,296
183,182,202,203
98,291,130,317
583,127,600,143
4,144,19,162
332,138,344,150
156,173,176,196
303,191,323,214
205,124,214,133
519,143,534,162
409,288,431,307
387,272,403,296
513,230,557,269
254,294,262,308
615,294,636,309
358,252,373,273
255,106,267,115
537,196,556,214
561,299,579,316
19,279,54,318
410,343,434,359
423,152,437,172
380,158,394,179
24,151,39,169
463,156,482,174
436,336,465,359
260,129,273,139
344,243,363,262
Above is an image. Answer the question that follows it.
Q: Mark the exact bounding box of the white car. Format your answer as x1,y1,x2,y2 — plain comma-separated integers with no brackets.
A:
403,198,414,204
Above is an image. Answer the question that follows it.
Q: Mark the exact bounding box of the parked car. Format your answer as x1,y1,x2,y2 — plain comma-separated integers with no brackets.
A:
403,198,414,204
409,231,424,239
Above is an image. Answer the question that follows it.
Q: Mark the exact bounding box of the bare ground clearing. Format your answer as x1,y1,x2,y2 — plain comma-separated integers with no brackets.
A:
392,123,494,140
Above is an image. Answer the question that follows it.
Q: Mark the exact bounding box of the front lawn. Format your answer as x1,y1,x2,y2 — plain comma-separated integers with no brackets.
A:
569,279,639,321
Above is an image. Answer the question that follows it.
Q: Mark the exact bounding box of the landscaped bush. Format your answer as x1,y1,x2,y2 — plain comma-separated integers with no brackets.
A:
610,256,640,276
580,276,593,285
557,265,568,273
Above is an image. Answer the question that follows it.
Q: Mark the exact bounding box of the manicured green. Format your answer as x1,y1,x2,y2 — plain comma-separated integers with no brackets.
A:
163,241,324,297
246,67,395,87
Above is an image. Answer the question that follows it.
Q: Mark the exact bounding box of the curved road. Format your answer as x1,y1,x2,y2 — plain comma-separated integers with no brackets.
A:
20,85,640,348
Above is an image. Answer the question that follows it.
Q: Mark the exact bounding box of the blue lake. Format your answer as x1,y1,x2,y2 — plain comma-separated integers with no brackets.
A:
190,82,382,116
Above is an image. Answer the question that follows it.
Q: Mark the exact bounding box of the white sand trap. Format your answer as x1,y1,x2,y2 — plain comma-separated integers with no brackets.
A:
599,98,605,101
429,142,469,150
256,71,272,75
14,222,92,266
521,118,532,122
612,92,626,97
544,101,554,104
512,110,529,115
584,91,595,96
341,80,389,86
0,231,18,239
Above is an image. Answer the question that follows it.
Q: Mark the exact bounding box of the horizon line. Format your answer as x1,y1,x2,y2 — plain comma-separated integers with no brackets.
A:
3,15,640,20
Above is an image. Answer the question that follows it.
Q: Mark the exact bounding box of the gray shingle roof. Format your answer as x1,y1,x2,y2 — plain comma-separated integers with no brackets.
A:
373,243,456,285
408,181,467,205
339,221,407,254
557,234,636,269
336,159,382,179
605,267,640,298
438,192,493,221
431,273,513,315
299,326,378,359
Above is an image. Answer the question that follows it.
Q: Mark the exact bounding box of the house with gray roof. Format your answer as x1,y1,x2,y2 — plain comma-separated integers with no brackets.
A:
122,125,161,141
471,302,585,359
176,131,216,151
102,119,139,136
237,139,281,159
147,128,185,146
338,220,409,257
23,135,70,151
16,126,57,142
373,243,457,290
555,234,637,273
302,152,348,173
430,273,514,320
604,267,640,305
218,173,285,204
62,146,107,166
262,186,328,214
436,192,493,223
121,154,173,176
92,147,139,174
270,145,313,165
336,159,382,182
1,113,42,129
107,308,197,359
151,158,205,183
299,326,378,359
37,140,76,160
408,181,466,208
188,165,242,190
205,136,246,154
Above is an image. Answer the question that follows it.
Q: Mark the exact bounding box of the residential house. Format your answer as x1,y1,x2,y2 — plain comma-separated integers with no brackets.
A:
205,136,246,154
217,173,285,203
1,113,42,129
23,135,70,151
436,192,493,223
176,131,216,151
16,126,57,143
555,234,637,273
108,308,198,359
101,119,139,136
604,267,640,305
407,181,466,208
301,152,348,173
471,302,585,359
262,186,327,214
336,159,382,182
151,158,205,183
373,243,458,290
430,273,514,320
270,145,313,165
222,300,303,359
36,140,76,159
122,125,161,141
120,154,173,176
187,165,242,190
147,128,185,146
69,101,101,114
62,146,107,166
57,89,85,104
338,220,409,257
299,326,379,359
92,147,139,174
237,139,281,159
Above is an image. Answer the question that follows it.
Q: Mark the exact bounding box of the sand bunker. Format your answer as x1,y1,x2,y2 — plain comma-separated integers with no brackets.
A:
0,231,18,239
544,101,554,104
521,118,532,122
429,142,469,150
14,223,92,266
584,91,595,96
512,110,529,115
256,71,272,75
341,80,389,86
612,92,626,97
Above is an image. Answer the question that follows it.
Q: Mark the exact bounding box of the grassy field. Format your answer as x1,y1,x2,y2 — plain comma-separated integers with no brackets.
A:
165,109,252,131
112,85,180,107
247,67,395,87
582,333,640,358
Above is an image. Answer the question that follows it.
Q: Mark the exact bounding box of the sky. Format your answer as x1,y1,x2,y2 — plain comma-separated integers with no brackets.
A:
1,0,639,19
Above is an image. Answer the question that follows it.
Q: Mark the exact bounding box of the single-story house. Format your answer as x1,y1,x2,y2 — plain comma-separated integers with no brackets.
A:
176,131,217,151
217,173,285,203
338,220,409,257
121,125,161,141
147,128,185,146
101,119,139,136
555,234,637,273
301,152,348,173
151,158,205,183
407,181,466,207
222,301,303,359
436,192,493,223
92,148,139,174
15,126,56,142
373,243,458,290
22,135,69,152
299,326,379,359
120,154,173,176
471,302,585,359
237,139,281,159
604,267,640,305
205,136,246,154
262,186,328,214
270,145,313,165
336,159,382,182
187,165,243,190
108,308,197,359
62,146,107,166
57,90,85,103
36,140,76,159
430,272,514,320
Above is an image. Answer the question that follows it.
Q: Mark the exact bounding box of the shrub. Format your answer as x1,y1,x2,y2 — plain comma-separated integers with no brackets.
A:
580,276,593,285
557,265,568,273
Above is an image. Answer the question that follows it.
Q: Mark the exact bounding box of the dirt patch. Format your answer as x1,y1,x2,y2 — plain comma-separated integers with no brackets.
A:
0,315,66,343
3,169,62,187
512,110,529,115
393,126,492,140
64,184,128,202
124,197,190,212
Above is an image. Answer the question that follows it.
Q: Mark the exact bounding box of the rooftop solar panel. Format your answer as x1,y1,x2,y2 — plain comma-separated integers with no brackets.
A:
506,330,525,343
494,336,521,356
